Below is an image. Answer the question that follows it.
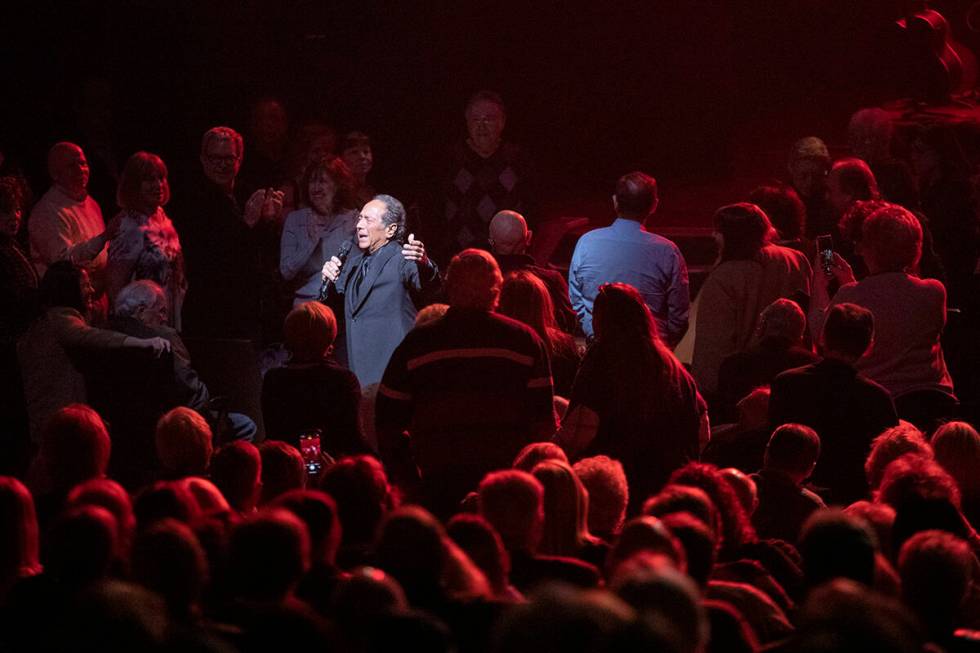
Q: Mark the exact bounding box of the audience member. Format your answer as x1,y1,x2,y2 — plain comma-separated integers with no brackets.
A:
0,477,40,601
770,303,898,504
512,441,568,472
569,171,690,345
154,406,213,479
133,480,200,528
171,126,281,340
446,513,521,601
798,509,877,591
931,421,980,528
531,459,606,566
0,175,37,345
226,508,310,607
751,424,826,542
610,555,707,653
279,155,357,306
28,142,117,308
498,270,581,396
340,130,376,206
898,530,974,649
318,455,397,569
433,90,535,262
787,136,834,239
239,97,290,193
748,182,806,250
811,204,955,427
210,440,262,515
273,489,343,614
573,455,629,542
702,386,773,473
477,470,600,592
719,468,759,517
863,422,931,496
557,283,705,513
716,298,815,423
17,262,169,441
787,578,924,653
0,178,35,477
643,484,719,538
692,202,811,398
261,301,367,454
66,478,136,558
376,249,556,517
95,280,256,465
106,151,186,329
29,404,111,527
489,209,577,333
130,518,208,623
258,441,306,504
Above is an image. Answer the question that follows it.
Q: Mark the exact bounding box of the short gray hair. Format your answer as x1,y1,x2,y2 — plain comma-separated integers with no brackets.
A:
373,194,407,242
115,280,167,318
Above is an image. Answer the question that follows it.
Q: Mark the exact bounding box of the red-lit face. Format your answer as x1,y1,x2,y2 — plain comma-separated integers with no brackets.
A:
53,145,90,197
139,170,168,212
466,100,505,156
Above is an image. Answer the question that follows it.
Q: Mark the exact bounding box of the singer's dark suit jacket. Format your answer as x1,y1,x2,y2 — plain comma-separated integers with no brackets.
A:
334,239,440,387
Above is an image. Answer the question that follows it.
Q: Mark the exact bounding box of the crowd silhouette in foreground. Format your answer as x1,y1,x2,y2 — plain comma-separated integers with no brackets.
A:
2,94,980,652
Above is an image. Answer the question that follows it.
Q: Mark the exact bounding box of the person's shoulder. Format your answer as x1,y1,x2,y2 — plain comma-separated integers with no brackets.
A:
28,188,58,219
763,243,809,266
283,207,310,227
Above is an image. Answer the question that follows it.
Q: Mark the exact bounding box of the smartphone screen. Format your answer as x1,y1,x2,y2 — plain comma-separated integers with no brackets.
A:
299,431,323,478
816,234,834,275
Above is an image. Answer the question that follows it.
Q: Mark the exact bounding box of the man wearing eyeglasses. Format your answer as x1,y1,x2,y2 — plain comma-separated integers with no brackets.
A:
172,126,283,341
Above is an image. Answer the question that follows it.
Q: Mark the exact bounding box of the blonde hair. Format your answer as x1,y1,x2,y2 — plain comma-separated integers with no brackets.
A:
155,407,213,475
932,422,980,504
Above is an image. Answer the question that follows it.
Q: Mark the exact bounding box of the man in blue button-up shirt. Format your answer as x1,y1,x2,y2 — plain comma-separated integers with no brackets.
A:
569,171,690,346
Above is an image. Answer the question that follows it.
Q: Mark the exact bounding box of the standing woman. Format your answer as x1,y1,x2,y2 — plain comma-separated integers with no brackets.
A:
280,156,357,306
107,152,186,330
556,283,707,514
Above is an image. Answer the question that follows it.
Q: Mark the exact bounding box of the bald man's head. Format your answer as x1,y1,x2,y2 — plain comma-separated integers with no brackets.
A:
489,210,531,255
48,142,89,199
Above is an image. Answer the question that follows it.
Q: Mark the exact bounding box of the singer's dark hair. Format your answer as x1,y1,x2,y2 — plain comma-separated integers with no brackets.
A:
374,194,407,242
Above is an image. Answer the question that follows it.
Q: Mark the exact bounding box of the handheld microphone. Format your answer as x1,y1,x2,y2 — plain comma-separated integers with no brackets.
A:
318,238,354,301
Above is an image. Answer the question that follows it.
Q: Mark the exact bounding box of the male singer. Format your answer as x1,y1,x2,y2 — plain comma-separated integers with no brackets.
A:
321,194,440,387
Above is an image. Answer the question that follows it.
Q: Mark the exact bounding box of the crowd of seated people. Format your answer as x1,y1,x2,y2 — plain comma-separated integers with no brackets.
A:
3,90,980,651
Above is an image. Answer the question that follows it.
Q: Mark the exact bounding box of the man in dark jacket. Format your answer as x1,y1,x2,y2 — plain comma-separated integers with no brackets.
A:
769,303,898,505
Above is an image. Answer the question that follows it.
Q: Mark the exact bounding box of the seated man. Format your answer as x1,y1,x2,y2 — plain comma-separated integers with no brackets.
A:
769,303,898,505
716,298,815,423
84,280,254,486
751,424,826,543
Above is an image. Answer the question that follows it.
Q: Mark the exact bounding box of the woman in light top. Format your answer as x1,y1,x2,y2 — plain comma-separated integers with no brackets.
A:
107,152,186,330
279,156,358,306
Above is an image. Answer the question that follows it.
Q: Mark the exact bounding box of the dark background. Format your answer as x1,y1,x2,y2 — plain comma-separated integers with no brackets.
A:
4,0,979,218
